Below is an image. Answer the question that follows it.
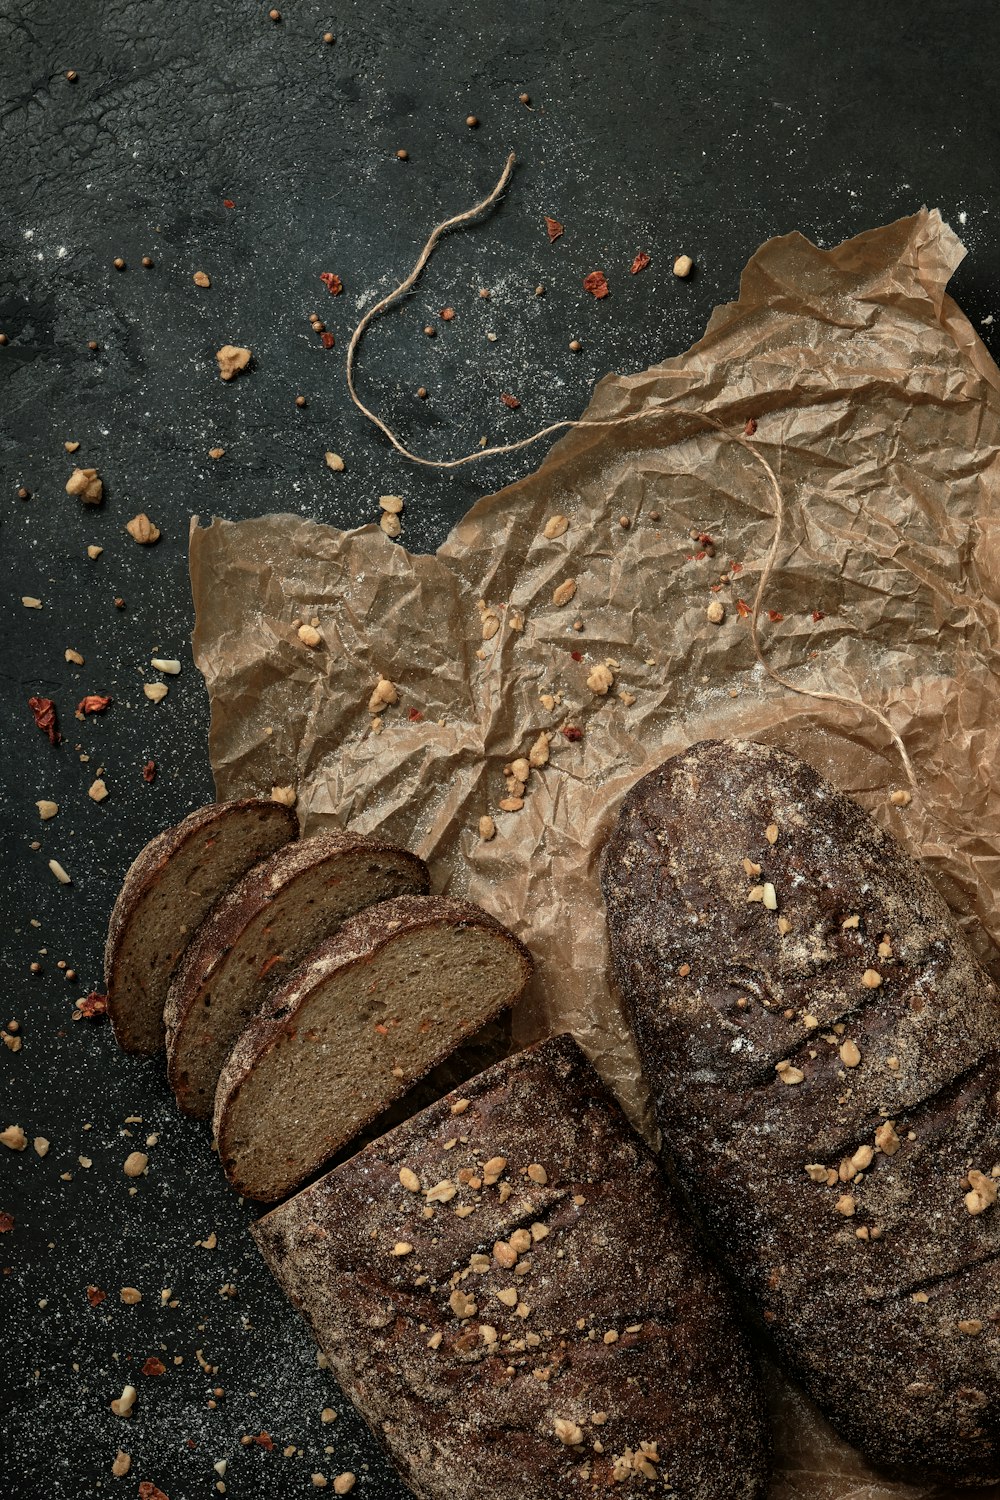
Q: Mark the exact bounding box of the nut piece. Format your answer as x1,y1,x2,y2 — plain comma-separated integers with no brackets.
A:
143,683,168,703
705,600,725,624
333,1476,356,1496
150,658,181,674
835,1194,857,1218
804,1164,828,1183
861,968,883,989
673,254,694,278
324,452,345,471
380,512,402,538
48,859,71,885
368,677,398,714
126,513,160,545
478,815,496,841
874,1122,901,1156
36,800,58,820
379,495,404,514
526,1163,548,1185
270,785,296,807
399,1167,421,1192
33,1137,50,1157
889,788,911,807
851,1145,874,1171
110,1384,137,1417
553,1418,584,1446
493,1240,517,1269
1,1125,27,1151
65,648,85,665
119,1287,142,1305
111,1449,131,1476
543,514,569,540
87,545,103,559
193,271,211,288
586,663,614,695
551,578,577,608
958,1319,984,1336
66,467,103,505
449,1288,476,1318
391,1241,413,1257
775,1060,804,1085
839,1040,862,1068
123,1151,148,1177
965,1169,998,1216
216,345,251,381
528,732,551,768
88,779,109,802
297,624,323,648
762,882,777,910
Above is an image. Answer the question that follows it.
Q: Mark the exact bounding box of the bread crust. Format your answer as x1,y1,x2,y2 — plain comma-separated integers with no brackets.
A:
601,737,1000,1485
164,832,429,1116
104,799,297,1054
215,895,534,1201
251,1033,770,1500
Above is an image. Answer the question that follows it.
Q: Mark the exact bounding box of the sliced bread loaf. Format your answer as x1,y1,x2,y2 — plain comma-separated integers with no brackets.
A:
105,799,297,1054
165,833,430,1119
214,894,534,1201
251,1034,770,1500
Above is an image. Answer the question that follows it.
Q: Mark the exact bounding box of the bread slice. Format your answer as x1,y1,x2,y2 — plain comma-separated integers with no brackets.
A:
214,895,534,1202
251,1034,770,1500
165,833,430,1119
105,799,297,1054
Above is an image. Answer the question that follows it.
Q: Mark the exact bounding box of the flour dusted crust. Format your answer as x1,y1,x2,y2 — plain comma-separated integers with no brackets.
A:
601,738,1000,1485
104,798,297,1053
251,1034,769,1500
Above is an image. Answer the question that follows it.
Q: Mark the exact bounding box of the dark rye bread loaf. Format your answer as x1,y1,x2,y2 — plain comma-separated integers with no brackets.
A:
601,738,1000,1486
165,833,429,1118
104,798,297,1054
215,895,535,1202
251,1034,770,1500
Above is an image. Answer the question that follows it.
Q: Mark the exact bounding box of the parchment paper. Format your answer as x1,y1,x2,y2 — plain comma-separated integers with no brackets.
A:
190,208,1000,1499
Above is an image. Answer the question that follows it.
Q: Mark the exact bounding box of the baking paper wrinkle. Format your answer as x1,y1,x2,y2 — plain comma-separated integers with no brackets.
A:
190,208,1000,1500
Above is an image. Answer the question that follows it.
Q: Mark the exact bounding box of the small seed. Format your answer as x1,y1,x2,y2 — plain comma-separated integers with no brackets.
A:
765,823,779,844
269,7,281,18
323,31,334,43
519,92,530,104
151,658,181,674
113,257,125,271
552,578,577,607
673,254,693,278
48,859,71,885
416,386,427,398
762,882,778,910
569,339,581,352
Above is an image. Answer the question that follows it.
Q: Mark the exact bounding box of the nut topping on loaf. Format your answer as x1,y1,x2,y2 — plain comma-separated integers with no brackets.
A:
602,738,1000,1485
251,1034,769,1500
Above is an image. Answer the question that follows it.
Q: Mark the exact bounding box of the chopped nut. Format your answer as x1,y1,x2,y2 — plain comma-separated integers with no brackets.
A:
123,1151,148,1177
551,579,577,607
705,600,724,625
380,512,402,539
554,1418,584,1446
861,968,883,989
270,785,296,807
399,1167,421,1192
762,882,778,910
483,1156,507,1184
111,1449,131,1476
111,1384,137,1417
851,1145,874,1171
311,1474,328,1488
66,467,103,505
839,1040,862,1068
143,683,168,703
120,1287,142,1304
527,732,552,768
48,859,71,885
481,613,500,641
835,1194,856,1218
324,452,345,472
543,514,569,540
33,1137,50,1157
368,677,398,714
478,815,496,841
298,623,323,648
333,1476,356,1496
449,1289,476,1318
965,1169,998,1216
87,545,103,559
193,271,211,287
775,1061,804,1085
88,779,109,802
889,789,911,807
391,1241,413,1257
320,1409,336,1424
425,1179,456,1204
379,495,404,514
958,1319,983,1336
493,1241,517,1269
804,1164,828,1183
216,345,251,381
1,1125,27,1151
673,254,694,278
509,1228,531,1253
586,663,614,695
126,513,160,545
21,596,42,609
65,648,85,665
747,885,764,903
496,1287,519,1307
499,797,524,812
875,1122,901,1156
526,1163,548,1185
150,658,181,674
36,800,58,821
765,823,779,844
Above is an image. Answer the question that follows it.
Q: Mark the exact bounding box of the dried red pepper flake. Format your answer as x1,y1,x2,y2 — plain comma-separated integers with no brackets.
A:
735,599,752,619
138,1485,170,1500
744,417,758,437
767,609,784,623
561,725,583,742
142,1356,166,1377
319,272,343,295
730,562,743,574
407,707,423,722
253,1432,275,1451
630,251,651,275
570,650,583,662
222,198,235,209
0,1212,14,1234
142,759,157,783
77,694,111,716
320,331,335,350
544,216,564,243
86,1285,107,1307
500,393,521,410
811,610,825,623
77,991,108,1019
583,270,609,299
29,696,60,745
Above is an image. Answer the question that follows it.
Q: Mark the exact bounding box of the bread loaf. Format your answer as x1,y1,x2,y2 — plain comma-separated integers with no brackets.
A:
602,738,1000,1485
252,1033,770,1500
215,895,534,1201
165,832,429,1118
104,798,297,1054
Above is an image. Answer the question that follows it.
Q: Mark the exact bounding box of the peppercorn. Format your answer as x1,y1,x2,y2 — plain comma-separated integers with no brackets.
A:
17,487,30,500
65,70,77,82
65,969,76,981
113,257,125,271
466,115,479,128
396,148,409,160
618,515,630,529
114,597,125,609
295,395,307,408
30,963,41,974
416,387,428,399
0,333,8,346
519,92,530,105
535,285,544,296
87,340,98,351
323,31,334,42
141,255,153,268
423,325,435,337
569,339,581,352
312,321,325,333
268,7,281,18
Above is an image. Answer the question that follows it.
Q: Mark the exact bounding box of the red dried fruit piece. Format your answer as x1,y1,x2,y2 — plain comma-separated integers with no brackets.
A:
583,271,609,299
77,694,111,716
0,1212,14,1233
407,708,423,722
736,599,752,619
767,609,784,623
730,562,743,574
86,1285,107,1307
222,199,235,209
544,216,564,243
77,991,108,1019
29,696,60,745
744,417,758,436
811,610,825,623
142,1356,166,1377
142,760,157,782
570,651,583,662
561,725,583,742
320,331,335,349
253,1432,275,1451
138,1485,170,1500
630,251,650,274
500,393,521,410
319,272,343,295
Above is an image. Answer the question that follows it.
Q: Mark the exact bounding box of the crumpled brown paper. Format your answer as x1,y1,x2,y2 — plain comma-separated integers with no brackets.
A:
190,208,1000,1500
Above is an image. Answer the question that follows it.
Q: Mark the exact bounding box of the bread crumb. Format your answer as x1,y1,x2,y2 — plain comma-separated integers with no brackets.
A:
889,789,911,806
324,452,345,472
111,1449,131,1476
88,779,109,802
368,677,398,714
479,815,496,841
216,345,251,381
379,495,404,514
552,579,577,607
958,1319,983,1336
66,467,103,505
586,663,614,695
835,1194,856,1217
298,623,323,648
380,512,402,538
271,786,297,807
36,800,58,820
1,1125,27,1151
125,513,160,545
861,968,882,989
554,1418,584,1446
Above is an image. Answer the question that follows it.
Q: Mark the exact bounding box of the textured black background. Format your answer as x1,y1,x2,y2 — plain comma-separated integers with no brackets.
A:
2,4,999,1497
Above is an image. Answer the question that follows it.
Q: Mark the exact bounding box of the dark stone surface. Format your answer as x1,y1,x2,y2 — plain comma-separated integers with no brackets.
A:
1,2,998,1496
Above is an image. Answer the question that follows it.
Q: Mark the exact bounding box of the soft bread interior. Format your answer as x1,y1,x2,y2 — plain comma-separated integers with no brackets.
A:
219,920,530,1201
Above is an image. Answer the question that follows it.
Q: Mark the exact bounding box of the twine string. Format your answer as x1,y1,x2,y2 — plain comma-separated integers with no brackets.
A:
344,153,917,791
